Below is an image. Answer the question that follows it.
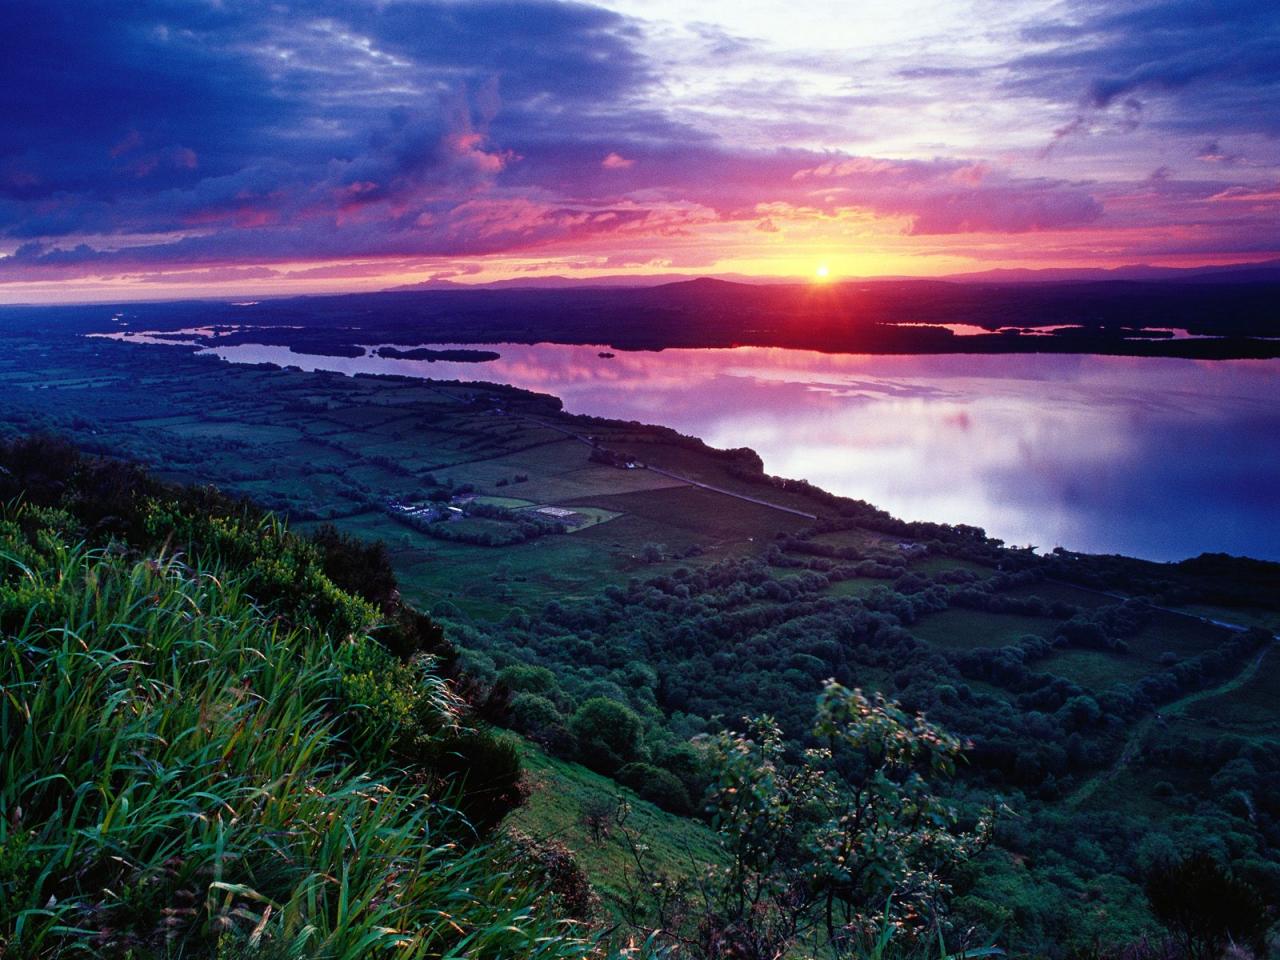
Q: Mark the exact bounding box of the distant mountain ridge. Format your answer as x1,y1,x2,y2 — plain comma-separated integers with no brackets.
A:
939,258,1280,285
390,258,1280,292
391,271,781,291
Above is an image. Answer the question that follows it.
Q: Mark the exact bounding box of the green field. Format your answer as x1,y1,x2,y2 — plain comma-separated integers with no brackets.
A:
0,336,824,624
826,577,885,599
911,555,1000,579
1002,579,1116,609
1185,646,1280,734
1038,648,1158,690
910,607,1060,651
1128,611,1233,660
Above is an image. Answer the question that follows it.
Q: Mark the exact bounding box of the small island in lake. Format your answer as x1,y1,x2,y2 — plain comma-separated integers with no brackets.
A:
374,345,501,362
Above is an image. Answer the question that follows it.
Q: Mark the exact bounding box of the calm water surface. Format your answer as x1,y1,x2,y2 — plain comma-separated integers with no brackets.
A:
176,338,1280,561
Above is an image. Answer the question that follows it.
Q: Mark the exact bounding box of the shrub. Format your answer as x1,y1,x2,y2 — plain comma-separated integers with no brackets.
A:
499,663,561,696
424,729,529,833
1146,852,1270,960
570,697,646,773
616,762,693,814
510,692,568,743
507,829,601,920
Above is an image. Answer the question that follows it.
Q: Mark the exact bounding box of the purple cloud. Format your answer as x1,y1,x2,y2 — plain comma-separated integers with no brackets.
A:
0,0,1277,288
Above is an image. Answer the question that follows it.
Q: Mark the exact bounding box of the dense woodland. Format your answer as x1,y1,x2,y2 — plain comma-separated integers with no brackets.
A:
456,538,1278,948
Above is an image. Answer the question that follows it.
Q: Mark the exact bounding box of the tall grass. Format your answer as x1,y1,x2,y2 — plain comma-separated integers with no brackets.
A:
0,504,600,958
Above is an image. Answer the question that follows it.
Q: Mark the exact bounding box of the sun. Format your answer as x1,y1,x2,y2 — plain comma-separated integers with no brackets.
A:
814,263,831,282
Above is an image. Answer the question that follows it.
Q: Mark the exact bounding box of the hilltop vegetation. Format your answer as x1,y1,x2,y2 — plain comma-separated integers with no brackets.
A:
0,438,606,958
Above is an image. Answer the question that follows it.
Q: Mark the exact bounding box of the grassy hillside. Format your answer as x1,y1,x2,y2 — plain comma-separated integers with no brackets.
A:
507,744,724,911
0,446,606,959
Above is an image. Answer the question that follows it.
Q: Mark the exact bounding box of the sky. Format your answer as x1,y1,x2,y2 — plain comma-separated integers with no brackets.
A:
2,0,1279,302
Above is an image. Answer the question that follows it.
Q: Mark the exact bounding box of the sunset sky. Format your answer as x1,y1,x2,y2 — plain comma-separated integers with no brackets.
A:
3,0,1279,301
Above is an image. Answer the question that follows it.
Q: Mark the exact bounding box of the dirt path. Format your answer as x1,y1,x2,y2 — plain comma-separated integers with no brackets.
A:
643,465,818,520
1065,642,1275,808
511,408,820,521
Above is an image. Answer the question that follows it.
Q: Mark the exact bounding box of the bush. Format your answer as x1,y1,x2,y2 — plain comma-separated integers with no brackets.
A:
309,521,397,606
510,692,566,739
425,729,529,833
499,663,560,696
616,762,693,814
1146,852,1271,960
570,697,646,773
507,829,601,919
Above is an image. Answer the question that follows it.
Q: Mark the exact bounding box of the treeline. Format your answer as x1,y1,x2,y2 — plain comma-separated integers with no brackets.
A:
1044,546,1280,609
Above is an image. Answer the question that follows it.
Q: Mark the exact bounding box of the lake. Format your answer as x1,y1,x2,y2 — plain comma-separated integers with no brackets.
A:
124,334,1280,561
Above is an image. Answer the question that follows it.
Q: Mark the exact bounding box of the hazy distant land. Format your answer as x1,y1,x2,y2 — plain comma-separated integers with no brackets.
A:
10,275,1280,360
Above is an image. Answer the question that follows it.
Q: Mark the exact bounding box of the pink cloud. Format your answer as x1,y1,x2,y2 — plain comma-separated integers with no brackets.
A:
109,130,142,158
1208,183,1280,202
602,151,635,170
792,157,904,180
130,265,279,284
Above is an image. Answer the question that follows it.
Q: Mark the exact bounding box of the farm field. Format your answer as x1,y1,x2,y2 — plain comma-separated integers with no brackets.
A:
910,608,1060,651
0,334,829,621
1037,648,1158,690
1184,646,1280,734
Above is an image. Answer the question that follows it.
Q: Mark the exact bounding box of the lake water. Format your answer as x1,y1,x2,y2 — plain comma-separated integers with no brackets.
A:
130,335,1280,561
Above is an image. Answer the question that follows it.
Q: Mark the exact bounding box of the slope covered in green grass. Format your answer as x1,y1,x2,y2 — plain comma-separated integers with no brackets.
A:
507,744,724,912
0,444,606,959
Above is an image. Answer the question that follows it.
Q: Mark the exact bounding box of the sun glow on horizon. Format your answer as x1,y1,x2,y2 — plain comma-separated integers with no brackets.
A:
814,263,831,281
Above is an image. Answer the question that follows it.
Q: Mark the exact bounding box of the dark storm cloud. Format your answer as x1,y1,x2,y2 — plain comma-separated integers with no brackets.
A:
0,1,656,241
1,2,290,195
1008,0,1280,136
3,0,1277,283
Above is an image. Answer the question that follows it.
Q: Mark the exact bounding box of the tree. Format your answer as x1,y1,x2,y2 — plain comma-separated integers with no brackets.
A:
1145,853,1270,960
509,692,564,738
497,663,559,696
618,681,995,958
570,697,645,772
617,762,693,814
804,683,995,947
581,793,622,844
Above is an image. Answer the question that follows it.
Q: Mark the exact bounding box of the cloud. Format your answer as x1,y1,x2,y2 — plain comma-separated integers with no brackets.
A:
787,155,1103,234
132,265,279,284
1008,0,1280,137
1,0,1278,288
1196,140,1247,166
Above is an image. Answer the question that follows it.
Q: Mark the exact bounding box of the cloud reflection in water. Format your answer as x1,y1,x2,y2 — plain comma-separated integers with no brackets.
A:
204,340,1280,561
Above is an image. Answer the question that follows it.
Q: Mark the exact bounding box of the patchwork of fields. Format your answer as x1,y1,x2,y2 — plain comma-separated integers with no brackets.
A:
0,332,1255,682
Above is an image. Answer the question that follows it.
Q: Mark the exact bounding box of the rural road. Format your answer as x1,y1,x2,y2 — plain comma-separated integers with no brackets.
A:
514,408,820,521
643,465,818,520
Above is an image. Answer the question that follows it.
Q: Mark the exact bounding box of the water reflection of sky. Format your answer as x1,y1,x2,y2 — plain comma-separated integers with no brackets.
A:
193,339,1280,562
